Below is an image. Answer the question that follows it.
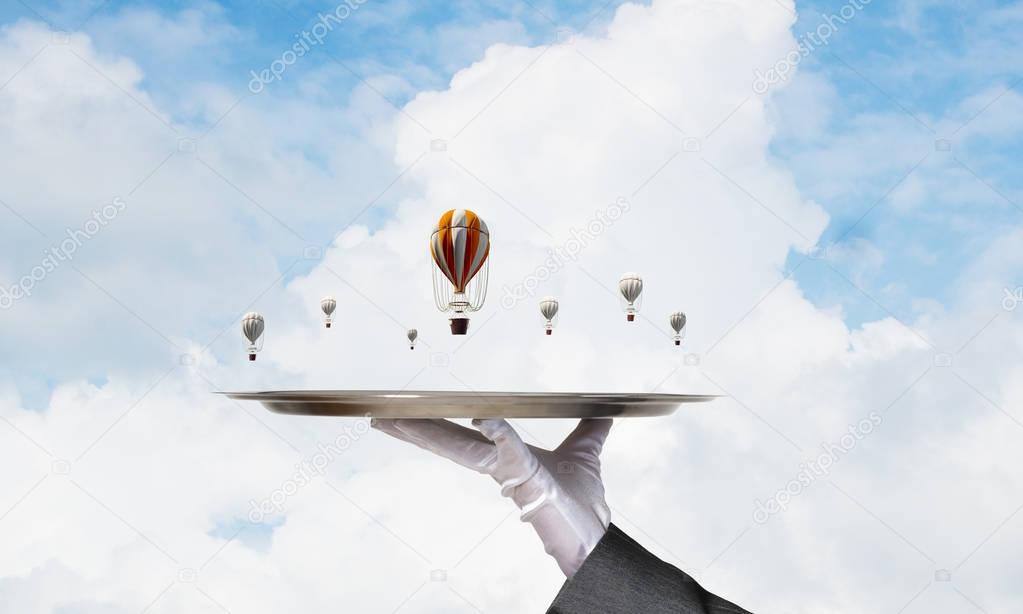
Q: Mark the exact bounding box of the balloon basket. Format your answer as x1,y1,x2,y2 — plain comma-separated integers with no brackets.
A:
325,322,331,328
546,329,552,336
449,318,469,335
674,340,680,346
627,314,635,322
249,354,257,361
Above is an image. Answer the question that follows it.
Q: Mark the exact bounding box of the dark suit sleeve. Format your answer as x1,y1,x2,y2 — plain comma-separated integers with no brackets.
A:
546,524,752,614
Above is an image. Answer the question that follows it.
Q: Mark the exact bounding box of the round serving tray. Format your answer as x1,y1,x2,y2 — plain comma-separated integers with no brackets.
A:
220,390,717,419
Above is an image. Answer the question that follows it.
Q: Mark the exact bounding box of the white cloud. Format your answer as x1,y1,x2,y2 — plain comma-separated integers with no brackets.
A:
86,2,244,61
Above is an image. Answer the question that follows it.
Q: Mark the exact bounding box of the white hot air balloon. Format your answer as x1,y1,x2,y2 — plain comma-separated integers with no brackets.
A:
539,297,559,335
407,328,418,350
619,272,643,321
242,312,265,361
670,311,687,346
320,296,336,328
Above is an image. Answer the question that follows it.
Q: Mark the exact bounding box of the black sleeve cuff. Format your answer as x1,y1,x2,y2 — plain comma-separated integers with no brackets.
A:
546,524,751,614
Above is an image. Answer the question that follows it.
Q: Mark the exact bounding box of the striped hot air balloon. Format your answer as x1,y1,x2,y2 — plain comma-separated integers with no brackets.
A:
430,209,490,293
430,209,491,334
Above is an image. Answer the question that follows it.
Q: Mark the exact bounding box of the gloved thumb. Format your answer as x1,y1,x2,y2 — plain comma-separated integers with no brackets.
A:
555,418,612,459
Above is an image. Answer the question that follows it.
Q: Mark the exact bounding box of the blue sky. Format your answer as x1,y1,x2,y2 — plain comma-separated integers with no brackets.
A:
2,1,624,100
778,1,1022,327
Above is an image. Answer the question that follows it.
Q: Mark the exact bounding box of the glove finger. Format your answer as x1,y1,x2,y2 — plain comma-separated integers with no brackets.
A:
472,419,538,480
472,418,531,449
555,418,612,459
372,418,495,471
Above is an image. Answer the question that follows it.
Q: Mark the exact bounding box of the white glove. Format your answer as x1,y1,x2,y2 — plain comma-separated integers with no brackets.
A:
371,417,613,577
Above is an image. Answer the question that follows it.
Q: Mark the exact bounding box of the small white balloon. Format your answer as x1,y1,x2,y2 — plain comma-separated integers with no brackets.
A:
242,312,265,360
321,296,336,328
670,311,686,346
539,297,559,335
619,273,643,321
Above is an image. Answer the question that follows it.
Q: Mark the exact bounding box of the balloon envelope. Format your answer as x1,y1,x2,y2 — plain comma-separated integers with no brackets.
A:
407,329,418,343
320,296,336,316
670,311,687,333
242,312,264,343
619,273,643,303
430,209,490,293
540,297,559,320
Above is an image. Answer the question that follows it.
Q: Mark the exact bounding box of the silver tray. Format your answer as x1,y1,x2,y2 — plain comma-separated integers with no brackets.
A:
220,390,717,418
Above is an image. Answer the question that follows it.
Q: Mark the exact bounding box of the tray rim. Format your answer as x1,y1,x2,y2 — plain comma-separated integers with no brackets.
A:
217,390,720,402
217,390,719,418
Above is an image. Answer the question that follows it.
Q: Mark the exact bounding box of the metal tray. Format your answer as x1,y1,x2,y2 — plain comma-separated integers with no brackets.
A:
221,390,717,418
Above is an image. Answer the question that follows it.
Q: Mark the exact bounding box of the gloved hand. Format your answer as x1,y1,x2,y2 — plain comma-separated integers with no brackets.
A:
371,417,612,577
